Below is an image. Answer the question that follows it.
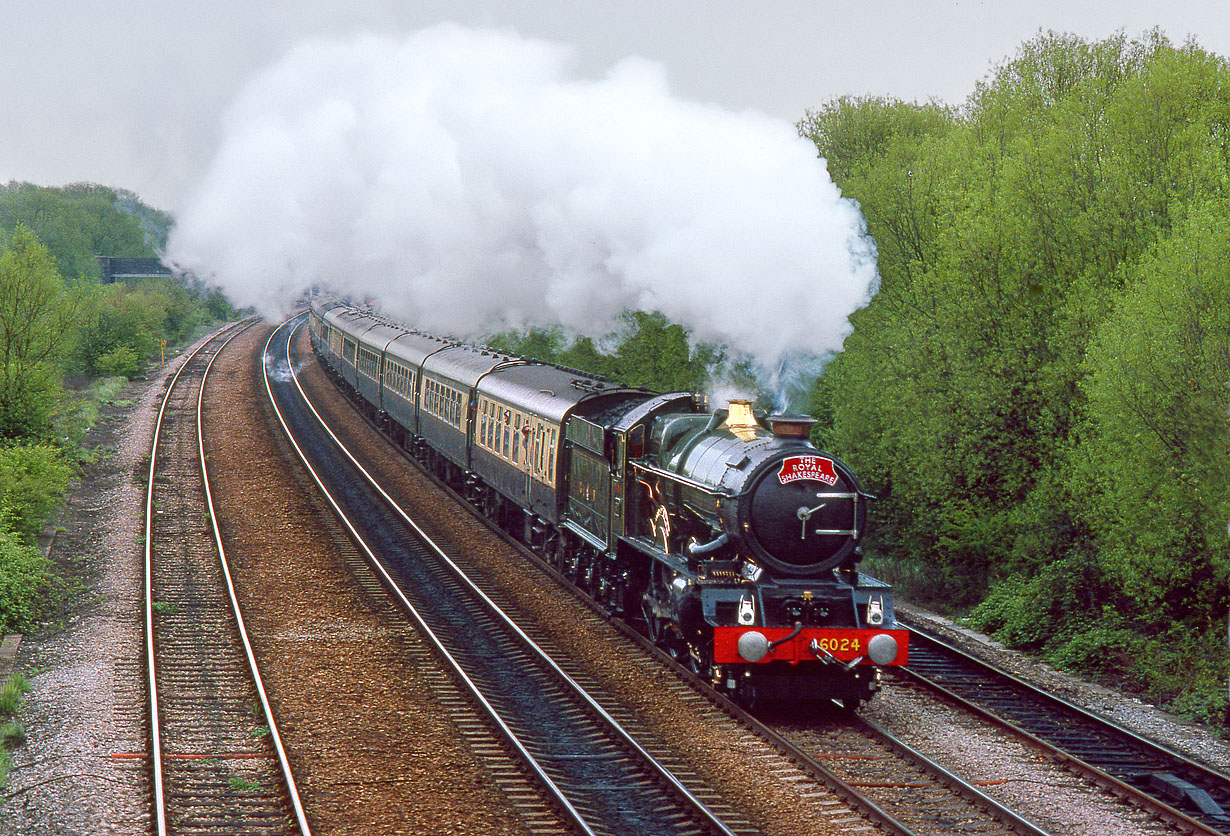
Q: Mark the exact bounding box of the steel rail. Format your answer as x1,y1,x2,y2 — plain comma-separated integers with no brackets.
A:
265,313,739,836
197,321,312,835
144,320,249,836
856,713,1053,836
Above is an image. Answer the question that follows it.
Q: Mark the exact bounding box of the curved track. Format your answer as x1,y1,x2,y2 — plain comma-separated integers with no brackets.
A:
264,313,748,836
144,320,310,836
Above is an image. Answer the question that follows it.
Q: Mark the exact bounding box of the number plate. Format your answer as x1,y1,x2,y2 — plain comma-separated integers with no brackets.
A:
713,626,908,665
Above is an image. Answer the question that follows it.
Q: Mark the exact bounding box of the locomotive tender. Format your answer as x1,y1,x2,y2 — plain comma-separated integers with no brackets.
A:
307,298,908,706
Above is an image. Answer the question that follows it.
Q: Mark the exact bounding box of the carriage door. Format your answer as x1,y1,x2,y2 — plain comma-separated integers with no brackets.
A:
529,420,548,512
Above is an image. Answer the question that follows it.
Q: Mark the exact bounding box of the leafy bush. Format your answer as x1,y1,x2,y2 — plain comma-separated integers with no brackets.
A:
969,575,1230,726
0,531,53,632
0,444,73,542
94,344,142,379
1043,618,1148,678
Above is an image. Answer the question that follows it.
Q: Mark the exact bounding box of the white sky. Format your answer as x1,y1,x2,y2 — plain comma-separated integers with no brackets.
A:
2,1,1226,210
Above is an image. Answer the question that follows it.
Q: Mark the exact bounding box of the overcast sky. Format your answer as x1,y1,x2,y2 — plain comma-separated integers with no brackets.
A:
3,1,1227,210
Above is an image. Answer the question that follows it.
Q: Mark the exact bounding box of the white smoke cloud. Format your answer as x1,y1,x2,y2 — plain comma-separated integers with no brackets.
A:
167,23,878,393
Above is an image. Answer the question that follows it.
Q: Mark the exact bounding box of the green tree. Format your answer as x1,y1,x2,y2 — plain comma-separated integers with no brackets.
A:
610,312,701,391
489,313,714,393
809,31,1230,605
0,183,161,280
799,97,955,288
1075,201,1230,624
806,30,1230,718
0,225,75,439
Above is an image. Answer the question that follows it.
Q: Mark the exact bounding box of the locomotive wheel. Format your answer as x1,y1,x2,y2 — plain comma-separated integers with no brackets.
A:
687,641,713,678
641,606,668,647
666,639,690,667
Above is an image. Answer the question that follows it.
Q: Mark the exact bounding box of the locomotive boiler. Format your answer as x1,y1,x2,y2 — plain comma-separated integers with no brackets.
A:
308,298,908,707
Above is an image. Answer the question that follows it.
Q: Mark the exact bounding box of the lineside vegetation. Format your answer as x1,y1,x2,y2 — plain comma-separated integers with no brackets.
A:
799,30,1230,724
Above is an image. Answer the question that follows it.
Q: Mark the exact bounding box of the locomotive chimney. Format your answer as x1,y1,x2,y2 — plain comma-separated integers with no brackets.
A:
724,399,759,430
767,414,817,440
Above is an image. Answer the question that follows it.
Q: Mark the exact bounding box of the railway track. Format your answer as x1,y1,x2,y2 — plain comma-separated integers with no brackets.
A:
265,313,752,836
898,622,1230,835
144,319,310,836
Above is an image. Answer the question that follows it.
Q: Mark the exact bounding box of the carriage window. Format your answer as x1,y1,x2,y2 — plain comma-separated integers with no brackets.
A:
389,362,408,397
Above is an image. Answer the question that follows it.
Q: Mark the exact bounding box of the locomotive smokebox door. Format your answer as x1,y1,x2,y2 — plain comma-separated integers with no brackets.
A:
746,455,865,575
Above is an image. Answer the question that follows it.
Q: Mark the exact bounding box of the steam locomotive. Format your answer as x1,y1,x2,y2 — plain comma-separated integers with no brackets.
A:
307,298,908,706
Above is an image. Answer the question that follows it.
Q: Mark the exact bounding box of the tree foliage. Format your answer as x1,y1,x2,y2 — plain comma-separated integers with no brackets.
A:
0,182,166,280
489,311,717,393
802,31,1230,720
0,225,75,439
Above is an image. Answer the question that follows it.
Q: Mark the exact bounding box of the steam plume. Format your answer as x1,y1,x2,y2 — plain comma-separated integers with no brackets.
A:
166,24,879,401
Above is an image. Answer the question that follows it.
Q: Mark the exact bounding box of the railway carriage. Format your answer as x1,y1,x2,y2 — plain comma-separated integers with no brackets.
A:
307,298,908,707
379,330,450,441
417,345,502,477
474,363,628,525
352,320,408,411
318,304,382,393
